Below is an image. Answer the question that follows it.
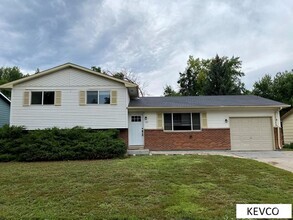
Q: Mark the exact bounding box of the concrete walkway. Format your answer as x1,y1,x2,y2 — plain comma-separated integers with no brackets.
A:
150,150,293,173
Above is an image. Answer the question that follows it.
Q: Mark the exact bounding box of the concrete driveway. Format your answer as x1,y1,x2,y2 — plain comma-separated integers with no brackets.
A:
151,150,293,172
230,151,293,173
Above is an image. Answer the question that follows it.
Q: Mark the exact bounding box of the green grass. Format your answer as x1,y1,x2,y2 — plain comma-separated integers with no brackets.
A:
0,155,292,219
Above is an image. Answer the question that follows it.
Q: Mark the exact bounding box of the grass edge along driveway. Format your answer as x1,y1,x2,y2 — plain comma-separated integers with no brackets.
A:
0,155,292,219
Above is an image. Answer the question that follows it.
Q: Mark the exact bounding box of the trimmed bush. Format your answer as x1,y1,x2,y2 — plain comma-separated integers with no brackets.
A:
283,143,293,149
0,126,127,162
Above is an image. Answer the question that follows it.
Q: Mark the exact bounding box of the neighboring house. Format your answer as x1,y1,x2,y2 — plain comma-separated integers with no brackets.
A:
0,63,289,151
281,109,293,144
0,92,10,127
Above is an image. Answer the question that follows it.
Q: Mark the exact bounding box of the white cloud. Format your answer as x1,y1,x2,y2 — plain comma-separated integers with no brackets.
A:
0,0,292,95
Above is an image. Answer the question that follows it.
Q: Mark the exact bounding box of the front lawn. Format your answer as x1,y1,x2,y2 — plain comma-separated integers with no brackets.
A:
0,155,292,219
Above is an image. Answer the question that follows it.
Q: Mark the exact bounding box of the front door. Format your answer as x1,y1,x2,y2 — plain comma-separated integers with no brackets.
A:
129,114,144,146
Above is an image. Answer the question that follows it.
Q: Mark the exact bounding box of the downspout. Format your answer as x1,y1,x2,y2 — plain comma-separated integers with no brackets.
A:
276,107,283,149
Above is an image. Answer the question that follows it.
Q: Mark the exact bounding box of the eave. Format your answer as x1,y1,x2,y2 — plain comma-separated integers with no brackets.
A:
0,63,138,89
128,105,290,111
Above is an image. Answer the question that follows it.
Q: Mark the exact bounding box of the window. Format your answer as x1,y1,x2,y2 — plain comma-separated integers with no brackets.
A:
43,92,55,105
31,91,55,105
31,92,42,104
164,113,201,131
86,91,110,104
131,116,141,122
99,91,110,104
87,91,98,104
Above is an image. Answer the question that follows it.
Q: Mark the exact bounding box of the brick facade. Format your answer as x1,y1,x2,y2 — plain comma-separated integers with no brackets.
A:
273,127,282,149
144,129,231,150
119,129,128,146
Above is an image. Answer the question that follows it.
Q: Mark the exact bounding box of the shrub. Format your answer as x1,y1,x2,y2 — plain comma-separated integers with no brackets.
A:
0,126,127,162
283,143,293,149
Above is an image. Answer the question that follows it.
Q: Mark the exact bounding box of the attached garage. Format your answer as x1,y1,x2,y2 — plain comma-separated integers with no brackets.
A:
230,117,274,151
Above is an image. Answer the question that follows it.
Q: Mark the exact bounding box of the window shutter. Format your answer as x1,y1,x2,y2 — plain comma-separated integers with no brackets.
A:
23,91,30,106
111,90,117,105
201,112,207,128
55,91,62,106
157,113,163,129
79,91,86,106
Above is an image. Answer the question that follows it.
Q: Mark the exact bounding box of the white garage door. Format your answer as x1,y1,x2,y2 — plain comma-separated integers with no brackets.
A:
230,117,274,151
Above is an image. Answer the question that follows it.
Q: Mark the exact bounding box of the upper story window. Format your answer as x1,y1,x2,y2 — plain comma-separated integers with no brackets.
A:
31,91,55,105
87,91,110,104
164,113,201,131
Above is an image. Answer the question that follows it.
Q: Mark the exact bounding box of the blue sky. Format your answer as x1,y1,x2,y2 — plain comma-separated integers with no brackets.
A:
0,0,292,95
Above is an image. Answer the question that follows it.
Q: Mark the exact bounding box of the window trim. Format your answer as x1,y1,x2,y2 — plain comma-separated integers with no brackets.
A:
86,90,111,105
30,91,55,105
163,112,201,132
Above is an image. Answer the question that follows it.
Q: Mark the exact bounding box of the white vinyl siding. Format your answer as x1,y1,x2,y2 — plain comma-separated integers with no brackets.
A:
140,109,279,130
16,68,118,87
10,68,129,129
230,117,274,150
283,114,293,144
207,109,278,128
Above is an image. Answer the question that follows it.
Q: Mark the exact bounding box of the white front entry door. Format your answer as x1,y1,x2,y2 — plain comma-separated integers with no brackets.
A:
129,114,144,146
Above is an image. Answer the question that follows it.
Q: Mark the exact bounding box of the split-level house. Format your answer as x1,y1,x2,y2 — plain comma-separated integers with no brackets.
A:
0,63,289,151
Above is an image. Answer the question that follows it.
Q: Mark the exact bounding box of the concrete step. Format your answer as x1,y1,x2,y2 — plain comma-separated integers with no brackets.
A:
128,145,144,150
127,149,150,155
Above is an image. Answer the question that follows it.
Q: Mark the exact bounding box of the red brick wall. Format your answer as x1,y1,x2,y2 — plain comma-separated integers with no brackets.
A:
119,129,128,146
144,129,231,150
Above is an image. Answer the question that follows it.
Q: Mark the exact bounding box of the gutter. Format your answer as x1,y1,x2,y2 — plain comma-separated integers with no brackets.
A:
277,107,282,149
127,105,290,110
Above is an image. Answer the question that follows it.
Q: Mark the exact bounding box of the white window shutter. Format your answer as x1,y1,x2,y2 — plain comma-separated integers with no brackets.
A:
79,91,86,106
157,113,163,129
23,91,30,106
111,90,117,105
55,91,62,106
201,112,207,128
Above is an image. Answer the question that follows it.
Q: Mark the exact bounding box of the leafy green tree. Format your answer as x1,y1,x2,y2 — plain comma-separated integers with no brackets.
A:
0,66,27,98
252,70,293,106
163,85,180,96
91,66,103,73
177,56,208,96
204,55,245,95
272,70,293,105
0,67,24,85
170,55,246,96
252,74,274,100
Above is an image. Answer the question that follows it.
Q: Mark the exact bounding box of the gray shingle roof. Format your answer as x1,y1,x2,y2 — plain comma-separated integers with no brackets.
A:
129,95,289,108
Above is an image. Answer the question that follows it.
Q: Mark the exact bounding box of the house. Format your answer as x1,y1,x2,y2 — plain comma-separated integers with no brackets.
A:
0,63,289,151
0,92,10,127
281,109,293,144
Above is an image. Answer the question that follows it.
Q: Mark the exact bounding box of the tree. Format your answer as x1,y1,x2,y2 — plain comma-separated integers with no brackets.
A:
0,66,27,98
204,55,245,95
168,55,246,96
91,66,147,96
163,85,180,96
177,56,208,96
35,68,40,74
252,74,274,100
0,66,24,85
91,66,103,73
252,70,293,106
272,70,293,105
